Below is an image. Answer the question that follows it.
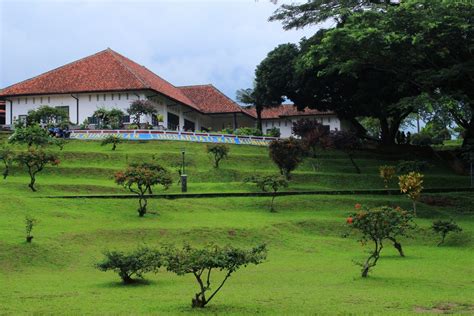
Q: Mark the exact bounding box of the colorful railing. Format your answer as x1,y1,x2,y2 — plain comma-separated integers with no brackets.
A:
69,130,278,146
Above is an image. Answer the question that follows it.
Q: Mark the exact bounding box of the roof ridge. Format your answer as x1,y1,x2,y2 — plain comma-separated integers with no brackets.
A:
107,50,150,89
178,84,213,88
0,48,111,93
179,84,244,114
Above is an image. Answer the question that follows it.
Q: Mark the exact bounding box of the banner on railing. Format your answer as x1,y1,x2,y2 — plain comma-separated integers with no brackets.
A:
69,130,276,146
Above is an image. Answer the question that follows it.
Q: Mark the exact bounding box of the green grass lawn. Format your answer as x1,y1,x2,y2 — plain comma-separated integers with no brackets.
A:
0,138,473,314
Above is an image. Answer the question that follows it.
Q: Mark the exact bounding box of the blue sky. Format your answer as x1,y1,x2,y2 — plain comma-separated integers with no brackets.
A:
0,0,316,100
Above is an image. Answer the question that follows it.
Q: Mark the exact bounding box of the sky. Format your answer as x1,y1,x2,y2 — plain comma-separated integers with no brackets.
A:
0,0,317,101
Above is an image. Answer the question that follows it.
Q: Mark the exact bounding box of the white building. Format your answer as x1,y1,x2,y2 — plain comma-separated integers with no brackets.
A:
0,48,346,137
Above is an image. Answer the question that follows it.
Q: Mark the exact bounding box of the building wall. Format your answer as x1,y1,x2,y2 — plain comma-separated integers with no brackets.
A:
263,114,342,138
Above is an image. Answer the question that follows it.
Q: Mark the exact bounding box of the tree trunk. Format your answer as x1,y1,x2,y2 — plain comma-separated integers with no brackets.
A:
192,295,207,308
461,116,474,150
347,153,361,174
29,175,37,192
138,196,147,217
270,194,276,212
389,237,405,257
256,107,263,132
112,143,116,151
380,118,396,145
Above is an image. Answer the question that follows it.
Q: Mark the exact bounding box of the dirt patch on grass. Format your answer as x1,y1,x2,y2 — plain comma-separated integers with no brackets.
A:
414,302,474,314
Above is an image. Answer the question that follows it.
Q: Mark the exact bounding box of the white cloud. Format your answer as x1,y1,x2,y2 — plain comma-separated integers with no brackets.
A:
0,0,316,99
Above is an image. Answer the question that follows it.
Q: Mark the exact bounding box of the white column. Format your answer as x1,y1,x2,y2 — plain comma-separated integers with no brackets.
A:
179,105,184,131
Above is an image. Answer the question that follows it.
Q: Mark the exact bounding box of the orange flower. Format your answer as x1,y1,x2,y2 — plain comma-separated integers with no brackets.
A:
346,217,353,224
355,203,362,210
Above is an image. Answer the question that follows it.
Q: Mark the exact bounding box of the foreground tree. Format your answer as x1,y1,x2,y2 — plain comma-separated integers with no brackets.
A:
431,220,462,246
96,247,162,283
127,100,157,126
114,163,172,217
15,149,60,191
0,146,14,179
268,138,305,180
101,135,123,151
163,244,267,308
398,172,424,216
346,205,415,277
245,175,288,212
9,124,53,148
206,144,229,169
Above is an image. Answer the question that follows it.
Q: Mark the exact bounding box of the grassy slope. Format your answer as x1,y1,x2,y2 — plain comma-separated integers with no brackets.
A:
0,138,473,314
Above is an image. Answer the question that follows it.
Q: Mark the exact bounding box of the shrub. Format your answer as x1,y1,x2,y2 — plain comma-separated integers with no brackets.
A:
398,172,424,215
234,127,263,136
268,138,305,180
320,131,361,173
9,124,53,148
25,215,38,243
26,105,69,127
379,165,396,191
292,119,329,157
96,247,162,283
163,244,267,308
101,135,123,151
431,220,462,246
15,149,60,191
127,100,157,126
206,144,229,168
0,146,14,179
265,127,281,138
346,205,415,277
220,127,234,135
114,163,172,216
396,160,429,173
245,175,288,212
411,133,433,146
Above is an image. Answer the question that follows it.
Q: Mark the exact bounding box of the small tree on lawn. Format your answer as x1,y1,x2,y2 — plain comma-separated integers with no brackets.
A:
163,243,267,308
206,144,229,168
268,138,305,180
15,149,60,192
431,220,462,246
127,100,157,126
96,247,162,283
25,215,38,243
346,205,415,277
245,175,288,212
0,146,14,179
320,131,361,174
114,163,172,217
101,135,123,151
292,119,329,157
26,105,69,126
9,123,53,148
398,172,424,216
379,165,396,193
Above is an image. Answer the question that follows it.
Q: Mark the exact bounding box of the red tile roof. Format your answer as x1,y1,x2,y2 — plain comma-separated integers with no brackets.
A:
0,48,199,111
245,104,333,119
179,84,243,114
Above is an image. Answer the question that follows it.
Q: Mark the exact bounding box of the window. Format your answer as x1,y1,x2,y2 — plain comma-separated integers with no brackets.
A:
18,115,27,123
89,95,92,102
25,98,28,104
96,95,99,101
285,120,287,127
111,94,114,100
118,94,121,100
122,115,130,123
40,97,43,103
126,93,129,100
48,97,51,103
271,121,274,127
328,117,331,123
33,97,36,104
17,99,20,104
278,121,281,127
103,94,106,101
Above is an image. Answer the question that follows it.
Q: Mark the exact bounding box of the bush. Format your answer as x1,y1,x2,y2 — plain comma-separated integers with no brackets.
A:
101,135,123,151
245,175,288,212
127,100,157,126
163,244,267,308
431,220,462,246
268,138,305,180
25,215,37,243
219,128,234,135
26,105,69,127
206,144,229,168
96,247,162,283
411,133,433,146
9,124,53,148
15,149,60,191
0,146,14,179
234,127,264,136
396,160,429,173
265,127,281,138
346,205,415,277
399,172,424,215
114,163,172,216
379,165,396,191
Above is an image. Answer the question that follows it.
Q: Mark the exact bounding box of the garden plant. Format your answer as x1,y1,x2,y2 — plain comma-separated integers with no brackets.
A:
206,144,229,168
245,175,288,212
15,149,60,191
268,137,305,180
24,215,37,243
399,172,424,215
431,220,463,246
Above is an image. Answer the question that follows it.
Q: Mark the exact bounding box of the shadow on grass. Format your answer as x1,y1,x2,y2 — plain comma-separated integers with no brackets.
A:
97,278,157,288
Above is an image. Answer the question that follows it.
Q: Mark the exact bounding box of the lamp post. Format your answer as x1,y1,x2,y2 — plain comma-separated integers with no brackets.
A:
181,148,187,193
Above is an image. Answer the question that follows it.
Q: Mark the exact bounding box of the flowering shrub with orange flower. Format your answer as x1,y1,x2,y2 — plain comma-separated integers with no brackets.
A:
114,162,172,217
399,172,424,215
346,204,415,277
15,148,60,192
